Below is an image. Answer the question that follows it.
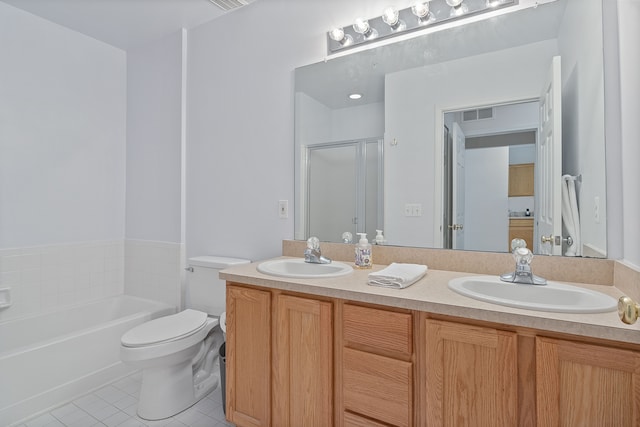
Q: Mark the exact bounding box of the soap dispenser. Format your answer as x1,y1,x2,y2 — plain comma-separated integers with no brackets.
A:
375,229,386,245
355,232,372,269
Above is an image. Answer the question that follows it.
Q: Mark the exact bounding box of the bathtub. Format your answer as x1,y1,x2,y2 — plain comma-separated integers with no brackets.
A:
0,295,174,426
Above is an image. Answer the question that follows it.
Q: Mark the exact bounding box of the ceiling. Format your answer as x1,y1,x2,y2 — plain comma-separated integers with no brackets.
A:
0,0,255,50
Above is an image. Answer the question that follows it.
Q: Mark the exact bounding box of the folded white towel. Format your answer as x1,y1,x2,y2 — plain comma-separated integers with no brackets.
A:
367,263,428,289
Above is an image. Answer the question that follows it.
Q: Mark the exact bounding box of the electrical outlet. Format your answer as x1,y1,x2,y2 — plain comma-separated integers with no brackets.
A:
278,200,288,219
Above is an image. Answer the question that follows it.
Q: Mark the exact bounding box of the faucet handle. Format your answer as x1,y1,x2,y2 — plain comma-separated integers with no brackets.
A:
513,246,533,265
510,238,527,251
307,236,320,250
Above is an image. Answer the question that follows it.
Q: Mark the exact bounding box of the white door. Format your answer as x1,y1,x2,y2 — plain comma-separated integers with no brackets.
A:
451,122,466,250
536,56,562,255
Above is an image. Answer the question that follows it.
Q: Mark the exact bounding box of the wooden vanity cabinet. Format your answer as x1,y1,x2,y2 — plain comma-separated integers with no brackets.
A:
227,282,640,427
273,294,333,426
226,283,333,427
226,285,271,427
509,218,534,251
340,303,414,427
419,317,518,426
536,337,640,426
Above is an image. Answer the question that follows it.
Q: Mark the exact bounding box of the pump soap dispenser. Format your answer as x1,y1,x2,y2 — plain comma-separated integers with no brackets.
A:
355,233,372,269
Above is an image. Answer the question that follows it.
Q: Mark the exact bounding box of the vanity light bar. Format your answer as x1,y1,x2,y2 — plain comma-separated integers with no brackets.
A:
327,0,517,54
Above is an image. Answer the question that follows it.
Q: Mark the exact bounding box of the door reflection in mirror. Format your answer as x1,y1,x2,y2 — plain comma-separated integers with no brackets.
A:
443,100,539,253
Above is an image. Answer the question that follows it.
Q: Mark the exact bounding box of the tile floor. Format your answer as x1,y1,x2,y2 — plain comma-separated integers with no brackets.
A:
16,372,234,427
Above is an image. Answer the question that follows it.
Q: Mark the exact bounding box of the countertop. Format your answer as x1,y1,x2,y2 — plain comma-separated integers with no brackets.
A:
220,257,640,345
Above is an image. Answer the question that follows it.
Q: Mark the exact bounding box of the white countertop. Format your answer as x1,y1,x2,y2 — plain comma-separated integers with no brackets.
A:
220,256,640,345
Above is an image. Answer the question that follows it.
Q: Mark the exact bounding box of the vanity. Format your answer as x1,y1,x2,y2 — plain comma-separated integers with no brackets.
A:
220,242,640,427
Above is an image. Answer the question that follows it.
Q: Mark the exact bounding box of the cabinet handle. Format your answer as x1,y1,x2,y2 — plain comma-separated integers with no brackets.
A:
618,296,640,325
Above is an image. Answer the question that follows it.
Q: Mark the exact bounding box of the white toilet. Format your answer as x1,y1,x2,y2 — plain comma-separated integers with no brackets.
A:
120,255,249,420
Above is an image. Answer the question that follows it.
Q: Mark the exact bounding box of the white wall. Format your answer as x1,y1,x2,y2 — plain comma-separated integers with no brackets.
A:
557,0,607,256
384,40,557,247
126,30,185,244
0,3,127,319
124,31,186,308
185,0,397,261
618,0,640,268
465,147,509,252
0,2,127,249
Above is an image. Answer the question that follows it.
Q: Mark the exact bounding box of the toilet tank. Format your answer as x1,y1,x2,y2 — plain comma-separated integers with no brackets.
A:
186,256,250,316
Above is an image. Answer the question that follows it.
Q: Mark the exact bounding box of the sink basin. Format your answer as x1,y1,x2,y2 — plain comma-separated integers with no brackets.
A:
448,275,617,313
257,258,353,279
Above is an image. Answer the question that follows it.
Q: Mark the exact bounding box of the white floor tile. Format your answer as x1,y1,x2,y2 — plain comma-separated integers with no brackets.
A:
20,371,234,427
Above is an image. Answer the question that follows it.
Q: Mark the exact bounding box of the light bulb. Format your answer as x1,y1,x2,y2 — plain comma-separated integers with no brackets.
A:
328,27,353,46
411,1,433,25
328,27,344,42
411,2,429,18
447,0,468,16
352,18,378,40
353,18,370,35
382,7,399,26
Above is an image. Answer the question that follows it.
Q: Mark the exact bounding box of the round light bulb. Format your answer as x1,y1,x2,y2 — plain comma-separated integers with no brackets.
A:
411,2,430,18
328,27,345,42
382,7,399,26
352,18,370,35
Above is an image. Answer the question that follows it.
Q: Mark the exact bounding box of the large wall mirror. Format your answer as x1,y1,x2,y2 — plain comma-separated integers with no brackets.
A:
294,0,607,258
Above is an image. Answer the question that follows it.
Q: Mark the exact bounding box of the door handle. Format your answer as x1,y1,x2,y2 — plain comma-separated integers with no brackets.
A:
540,235,574,246
448,224,463,231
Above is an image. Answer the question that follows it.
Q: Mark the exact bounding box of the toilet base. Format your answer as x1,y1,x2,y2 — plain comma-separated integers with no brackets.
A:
136,358,220,420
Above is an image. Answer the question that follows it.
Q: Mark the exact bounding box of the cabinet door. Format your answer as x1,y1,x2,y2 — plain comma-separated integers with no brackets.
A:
508,163,535,196
273,294,333,427
536,337,640,426
422,319,518,426
226,285,271,427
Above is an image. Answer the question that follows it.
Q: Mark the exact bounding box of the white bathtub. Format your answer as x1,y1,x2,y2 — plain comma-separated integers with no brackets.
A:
0,295,174,426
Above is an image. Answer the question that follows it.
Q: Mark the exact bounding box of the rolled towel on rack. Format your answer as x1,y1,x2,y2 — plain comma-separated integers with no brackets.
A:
368,263,428,289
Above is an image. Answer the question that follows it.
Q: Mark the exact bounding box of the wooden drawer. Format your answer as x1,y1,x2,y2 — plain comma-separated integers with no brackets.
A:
344,411,390,427
343,348,413,427
343,303,412,357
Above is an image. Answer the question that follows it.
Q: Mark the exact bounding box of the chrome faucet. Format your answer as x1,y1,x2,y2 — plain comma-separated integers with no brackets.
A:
304,237,332,264
500,239,547,285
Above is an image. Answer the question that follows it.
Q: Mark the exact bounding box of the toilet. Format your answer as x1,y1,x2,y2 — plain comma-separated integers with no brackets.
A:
120,255,250,420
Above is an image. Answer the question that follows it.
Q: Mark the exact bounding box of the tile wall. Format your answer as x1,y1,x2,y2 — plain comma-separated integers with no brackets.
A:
124,240,182,310
0,239,183,323
0,241,125,322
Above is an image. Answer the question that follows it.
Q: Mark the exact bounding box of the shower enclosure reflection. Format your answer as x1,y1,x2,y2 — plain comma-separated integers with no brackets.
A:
305,139,383,243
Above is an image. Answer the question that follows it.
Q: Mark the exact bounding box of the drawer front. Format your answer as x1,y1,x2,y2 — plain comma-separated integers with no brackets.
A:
343,348,413,427
344,411,390,427
343,303,412,356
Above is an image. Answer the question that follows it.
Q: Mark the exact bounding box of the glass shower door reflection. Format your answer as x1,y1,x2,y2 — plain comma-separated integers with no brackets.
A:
306,139,382,243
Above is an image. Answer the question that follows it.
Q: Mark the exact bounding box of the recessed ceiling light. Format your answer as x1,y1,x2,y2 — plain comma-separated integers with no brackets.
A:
349,93,362,100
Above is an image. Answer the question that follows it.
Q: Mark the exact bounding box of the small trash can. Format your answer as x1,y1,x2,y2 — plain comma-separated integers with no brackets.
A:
219,342,226,415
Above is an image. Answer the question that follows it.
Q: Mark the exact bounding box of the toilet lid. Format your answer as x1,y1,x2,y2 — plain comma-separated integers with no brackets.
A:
121,309,208,347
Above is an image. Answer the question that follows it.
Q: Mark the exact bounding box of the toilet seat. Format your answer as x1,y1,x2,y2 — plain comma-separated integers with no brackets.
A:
122,309,208,348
